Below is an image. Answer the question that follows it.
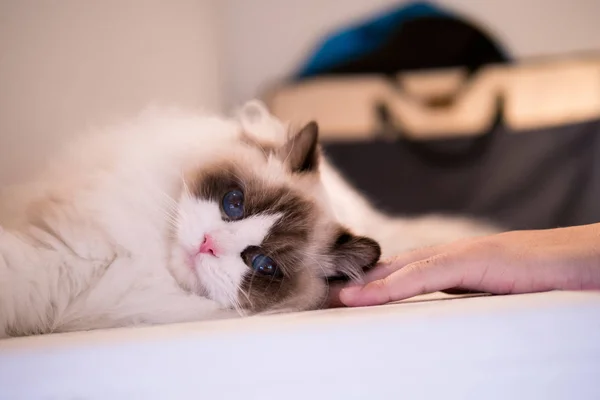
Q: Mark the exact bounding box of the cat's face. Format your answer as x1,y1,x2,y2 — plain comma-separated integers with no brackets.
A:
168,121,380,314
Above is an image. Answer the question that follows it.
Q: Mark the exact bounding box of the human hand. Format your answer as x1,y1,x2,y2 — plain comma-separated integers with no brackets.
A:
331,224,600,307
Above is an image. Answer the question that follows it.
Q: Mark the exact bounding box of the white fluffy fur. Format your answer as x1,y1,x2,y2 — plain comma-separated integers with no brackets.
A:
0,101,499,338
0,110,245,336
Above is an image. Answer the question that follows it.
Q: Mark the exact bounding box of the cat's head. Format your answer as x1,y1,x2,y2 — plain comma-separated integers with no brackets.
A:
168,102,380,314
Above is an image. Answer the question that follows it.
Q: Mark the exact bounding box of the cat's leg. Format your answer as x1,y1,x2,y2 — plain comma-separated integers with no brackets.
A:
0,227,111,338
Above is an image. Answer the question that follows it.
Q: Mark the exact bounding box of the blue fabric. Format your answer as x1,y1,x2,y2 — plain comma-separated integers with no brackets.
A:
296,2,448,78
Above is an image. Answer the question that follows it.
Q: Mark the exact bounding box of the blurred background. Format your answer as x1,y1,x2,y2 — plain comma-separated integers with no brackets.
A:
1,0,600,229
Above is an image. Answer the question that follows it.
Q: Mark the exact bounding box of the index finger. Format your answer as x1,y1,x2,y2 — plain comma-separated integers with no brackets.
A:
326,245,446,308
340,251,476,306
362,237,474,283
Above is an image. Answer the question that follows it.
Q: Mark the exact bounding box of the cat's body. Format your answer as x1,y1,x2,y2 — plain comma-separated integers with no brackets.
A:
0,102,498,338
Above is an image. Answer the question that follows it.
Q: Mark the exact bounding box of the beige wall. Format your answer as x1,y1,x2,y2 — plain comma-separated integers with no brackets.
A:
222,0,600,107
0,0,223,185
2,0,600,185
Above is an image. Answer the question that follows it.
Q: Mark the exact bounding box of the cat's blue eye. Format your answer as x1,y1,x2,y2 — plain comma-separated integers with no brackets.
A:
251,254,280,276
222,190,244,220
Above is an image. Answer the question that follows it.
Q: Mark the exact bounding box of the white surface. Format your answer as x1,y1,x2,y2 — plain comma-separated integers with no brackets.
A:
1,291,599,399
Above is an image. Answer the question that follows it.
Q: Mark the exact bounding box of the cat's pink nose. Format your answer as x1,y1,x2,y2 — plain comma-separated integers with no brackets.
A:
199,235,217,257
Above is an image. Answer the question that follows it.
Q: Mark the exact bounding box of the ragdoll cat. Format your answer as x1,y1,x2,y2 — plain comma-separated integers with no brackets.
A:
0,103,385,338
0,101,498,338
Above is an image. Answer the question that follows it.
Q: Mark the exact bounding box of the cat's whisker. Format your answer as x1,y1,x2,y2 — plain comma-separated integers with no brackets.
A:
160,203,179,219
146,184,183,232
211,272,246,318
238,282,252,305
227,285,247,317
221,274,246,315
158,192,179,211
246,270,258,304
180,171,191,196
233,290,249,317
264,270,278,292
225,159,250,188
282,137,296,167
147,179,180,212
156,203,180,230
156,199,178,219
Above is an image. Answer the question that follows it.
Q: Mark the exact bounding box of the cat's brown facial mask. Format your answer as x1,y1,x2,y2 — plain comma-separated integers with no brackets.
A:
172,121,381,314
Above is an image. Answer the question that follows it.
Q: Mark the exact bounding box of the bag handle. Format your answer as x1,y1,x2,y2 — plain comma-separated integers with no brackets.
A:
375,69,503,168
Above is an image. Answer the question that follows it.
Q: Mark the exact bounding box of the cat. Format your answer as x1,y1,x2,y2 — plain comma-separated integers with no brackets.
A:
0,103,384,338
0,101,498,338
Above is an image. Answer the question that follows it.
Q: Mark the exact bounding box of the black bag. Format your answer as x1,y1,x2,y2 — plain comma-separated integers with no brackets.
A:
322,116,600,230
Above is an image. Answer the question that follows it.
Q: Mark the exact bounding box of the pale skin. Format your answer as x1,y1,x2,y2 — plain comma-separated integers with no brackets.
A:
330,223,600,307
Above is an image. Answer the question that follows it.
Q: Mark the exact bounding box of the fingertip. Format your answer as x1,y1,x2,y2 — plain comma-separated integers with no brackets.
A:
339,286,362,305
340,281,389,307
326,285,346,308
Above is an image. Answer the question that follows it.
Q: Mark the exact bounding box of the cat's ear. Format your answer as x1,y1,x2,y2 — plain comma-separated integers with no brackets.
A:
280,121,320,173
238,100,287,144
239,100,270,127
327,230,381,282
